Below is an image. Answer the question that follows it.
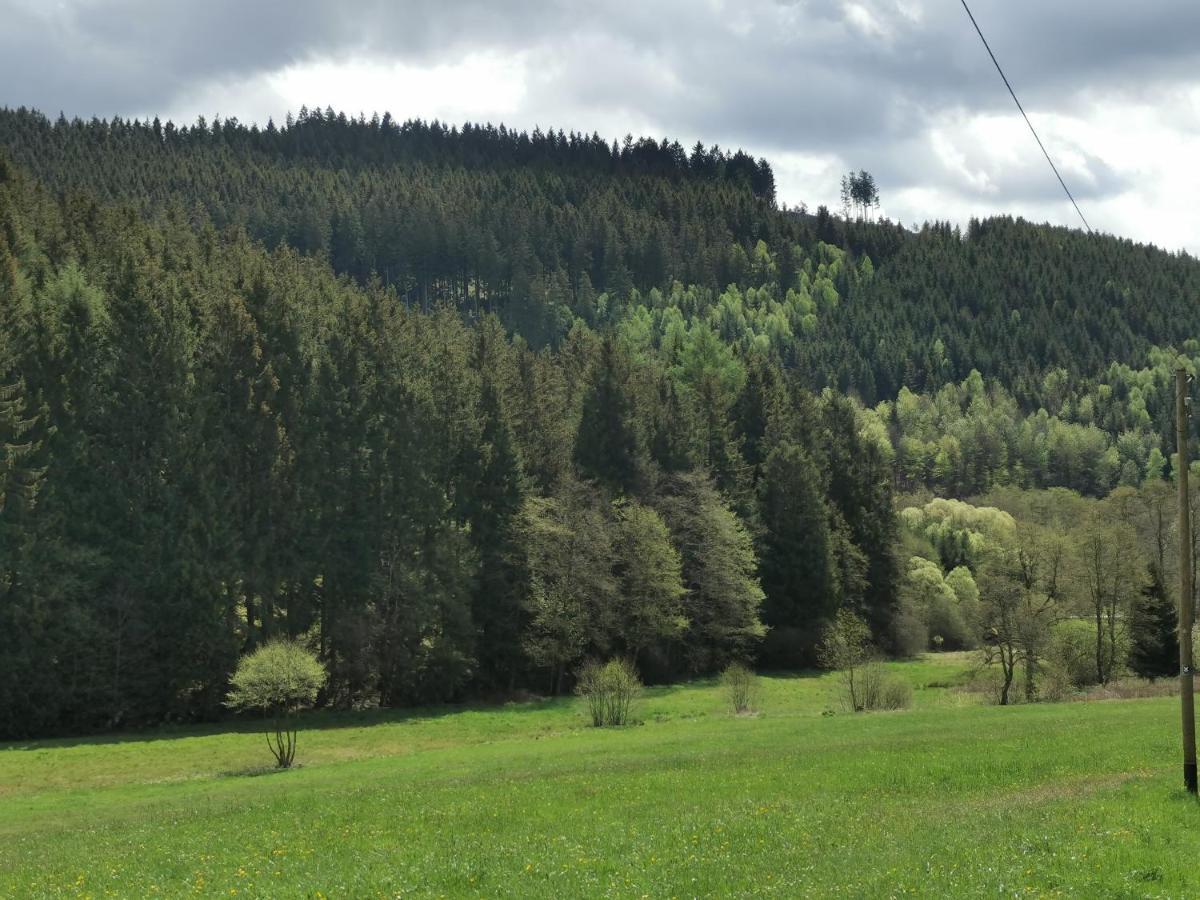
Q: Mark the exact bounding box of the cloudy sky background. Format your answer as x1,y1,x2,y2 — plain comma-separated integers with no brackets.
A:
3,0,1199,252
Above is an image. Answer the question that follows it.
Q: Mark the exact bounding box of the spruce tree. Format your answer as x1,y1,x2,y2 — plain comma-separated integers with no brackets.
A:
465,352,529,691
574,335,641,494
758,442,836,666
1129,565,1178,679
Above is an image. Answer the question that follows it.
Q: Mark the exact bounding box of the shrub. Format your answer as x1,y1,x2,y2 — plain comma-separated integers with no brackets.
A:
225,639,326,768
576,659,642,727
1046,619,1102,688
878,675,913,710
854,660,886,711
720,662,759,714
1038,662,1077,702
576,661,607,726
820,610,911,712
843,662,912,711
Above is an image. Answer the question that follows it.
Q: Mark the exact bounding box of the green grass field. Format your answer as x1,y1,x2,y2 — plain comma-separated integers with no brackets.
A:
3,654,1197,898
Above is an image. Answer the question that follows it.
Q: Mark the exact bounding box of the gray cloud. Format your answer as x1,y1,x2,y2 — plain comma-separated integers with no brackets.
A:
6,1,1197,121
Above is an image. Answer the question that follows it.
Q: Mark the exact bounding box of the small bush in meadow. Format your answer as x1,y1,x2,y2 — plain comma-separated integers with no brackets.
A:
721,662,759,714
225,639,326,768
1037,662,1077,702
855,663,913,711
1046,619,1110,689
576,661,606,726
854,660,886,711
877,675,913,710
820,611,913,712
576,659,641,727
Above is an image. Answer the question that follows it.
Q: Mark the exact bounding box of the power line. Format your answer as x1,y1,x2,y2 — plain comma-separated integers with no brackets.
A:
958,0,1092,234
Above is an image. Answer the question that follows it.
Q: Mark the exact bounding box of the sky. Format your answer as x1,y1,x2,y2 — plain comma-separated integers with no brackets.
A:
2,0,1199,253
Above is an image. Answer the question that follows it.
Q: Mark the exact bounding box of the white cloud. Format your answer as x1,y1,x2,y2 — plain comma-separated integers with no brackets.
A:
269,52,530,124
879,97,1200,254
842,2,890,41
156,51,531,128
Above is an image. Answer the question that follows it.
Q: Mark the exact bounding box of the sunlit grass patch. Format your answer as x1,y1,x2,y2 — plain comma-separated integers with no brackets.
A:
3,655,1197,897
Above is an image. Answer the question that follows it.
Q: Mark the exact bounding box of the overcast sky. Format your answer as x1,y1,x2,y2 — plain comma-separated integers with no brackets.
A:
3,0,1199,253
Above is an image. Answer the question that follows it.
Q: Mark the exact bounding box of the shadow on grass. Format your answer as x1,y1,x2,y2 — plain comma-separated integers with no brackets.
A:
0,693,580,753
219,765,298,779
2,665,852,753
753,668,827,681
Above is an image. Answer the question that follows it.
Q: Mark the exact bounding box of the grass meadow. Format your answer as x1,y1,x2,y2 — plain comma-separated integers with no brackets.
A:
3,653,1198,898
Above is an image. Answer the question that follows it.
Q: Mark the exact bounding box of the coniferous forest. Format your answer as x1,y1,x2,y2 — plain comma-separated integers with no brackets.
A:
4,106,1200,738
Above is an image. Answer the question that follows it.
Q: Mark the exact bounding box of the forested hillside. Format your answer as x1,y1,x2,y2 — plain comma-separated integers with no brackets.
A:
3,107,1200,738
5,107,1200,399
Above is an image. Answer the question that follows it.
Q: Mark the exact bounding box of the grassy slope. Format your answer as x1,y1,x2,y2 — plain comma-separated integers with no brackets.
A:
1,655,1195,898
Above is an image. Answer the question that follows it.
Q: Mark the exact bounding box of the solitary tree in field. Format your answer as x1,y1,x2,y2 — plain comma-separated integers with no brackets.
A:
226,640,326,768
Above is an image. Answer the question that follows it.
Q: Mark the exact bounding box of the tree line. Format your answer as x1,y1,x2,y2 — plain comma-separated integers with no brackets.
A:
0,157,895,738
5,108,1200,738
4,108,1200,405
895,483,1187,704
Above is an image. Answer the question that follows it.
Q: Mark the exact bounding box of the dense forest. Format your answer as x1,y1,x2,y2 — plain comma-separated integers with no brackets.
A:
5,107,1200,400
2,107,1200,738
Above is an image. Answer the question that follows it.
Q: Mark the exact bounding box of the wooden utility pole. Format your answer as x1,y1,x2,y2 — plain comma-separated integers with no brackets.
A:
1177,366,1196,794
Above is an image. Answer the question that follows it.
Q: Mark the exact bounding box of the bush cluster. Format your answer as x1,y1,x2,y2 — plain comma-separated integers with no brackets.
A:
721,663,760,714
852,662,913,711
576,659,642,727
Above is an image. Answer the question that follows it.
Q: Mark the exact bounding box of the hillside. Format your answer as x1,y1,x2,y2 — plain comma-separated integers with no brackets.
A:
2,108,1200,740
3,107,1200,401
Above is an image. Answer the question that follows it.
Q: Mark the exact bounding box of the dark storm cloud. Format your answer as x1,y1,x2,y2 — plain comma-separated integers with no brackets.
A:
1,0,1195,212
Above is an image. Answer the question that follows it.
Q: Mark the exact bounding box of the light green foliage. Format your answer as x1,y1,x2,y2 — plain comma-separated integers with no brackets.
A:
670,320,746,401
900,497,1013,570
855,404,895,466
611,501,687,658
225,640,326,768
899,557,977,651
881,356,1189,496
516,489,617,689
945,566,979,606
226,640,326,715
